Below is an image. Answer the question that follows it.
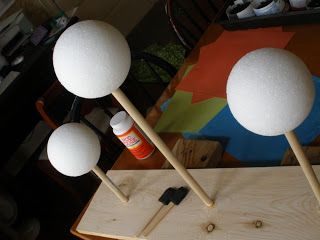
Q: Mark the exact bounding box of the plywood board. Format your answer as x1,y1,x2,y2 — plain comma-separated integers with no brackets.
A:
162,139,222,169
282,146,320,166
77,166,320,240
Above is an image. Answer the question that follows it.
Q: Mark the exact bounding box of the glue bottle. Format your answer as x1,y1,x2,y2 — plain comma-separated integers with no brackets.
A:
110,111,155,159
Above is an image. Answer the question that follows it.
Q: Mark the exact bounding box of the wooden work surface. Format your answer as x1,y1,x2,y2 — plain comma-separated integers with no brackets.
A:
71,23,320,239
77,166,320,240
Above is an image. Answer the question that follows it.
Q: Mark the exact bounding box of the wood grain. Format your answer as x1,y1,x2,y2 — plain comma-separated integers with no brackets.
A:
282,146,320,166
92,166,128,203
140,203,174,237
77,166,320,240
162,139,223,169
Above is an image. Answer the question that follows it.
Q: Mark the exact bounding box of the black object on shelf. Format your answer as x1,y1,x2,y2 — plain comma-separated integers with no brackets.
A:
308,0,320,8
215,0,320,30
230,2,251,14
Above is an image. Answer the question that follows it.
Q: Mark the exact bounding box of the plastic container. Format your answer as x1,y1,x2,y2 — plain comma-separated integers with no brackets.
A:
307,0,320,9
110,111,155,160
289,0,307,8
253,0,285,16
215,0,320,30
237,4,256,18
226,2,256,19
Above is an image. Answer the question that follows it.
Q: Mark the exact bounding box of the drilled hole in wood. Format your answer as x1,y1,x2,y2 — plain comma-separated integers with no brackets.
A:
206,223,215,232
254,220,263,228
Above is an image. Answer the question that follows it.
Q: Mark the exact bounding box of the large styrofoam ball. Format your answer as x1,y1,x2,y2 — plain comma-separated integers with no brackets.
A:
47,123,100,177
227,48,315,136
53,20,131,98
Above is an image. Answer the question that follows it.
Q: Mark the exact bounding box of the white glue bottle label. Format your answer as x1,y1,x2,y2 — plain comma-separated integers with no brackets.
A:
110,111,155,160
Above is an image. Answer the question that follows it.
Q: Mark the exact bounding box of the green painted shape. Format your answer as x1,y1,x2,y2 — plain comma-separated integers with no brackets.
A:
154,91,227,133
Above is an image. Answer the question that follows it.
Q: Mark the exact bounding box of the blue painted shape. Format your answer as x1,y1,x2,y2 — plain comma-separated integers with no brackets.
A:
184,76,320,166
160,99,171,112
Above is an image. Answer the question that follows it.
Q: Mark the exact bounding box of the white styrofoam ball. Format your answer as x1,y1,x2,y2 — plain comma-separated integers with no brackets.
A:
227,48,315,136
47,123,100,177
53,20,131,98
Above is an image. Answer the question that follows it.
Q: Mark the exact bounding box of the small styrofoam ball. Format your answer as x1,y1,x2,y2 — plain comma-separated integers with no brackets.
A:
227,48,315,136
47,123,100,177
53,20,131,98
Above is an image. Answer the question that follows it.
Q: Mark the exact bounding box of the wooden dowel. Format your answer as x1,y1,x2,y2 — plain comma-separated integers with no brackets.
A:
137,205,165,237
285,131,320,204
112,89,214,207
142,203,174,237
92,166,128,203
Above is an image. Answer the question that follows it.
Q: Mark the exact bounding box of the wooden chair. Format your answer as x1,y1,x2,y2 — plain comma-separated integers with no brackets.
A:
35,81,73,130
165,0,225,50
121,51,177,114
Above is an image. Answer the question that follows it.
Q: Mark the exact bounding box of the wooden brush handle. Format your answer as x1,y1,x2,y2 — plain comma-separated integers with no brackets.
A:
141,202,175,237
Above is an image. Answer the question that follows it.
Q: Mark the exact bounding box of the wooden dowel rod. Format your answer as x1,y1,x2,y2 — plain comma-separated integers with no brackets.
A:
137,205,165,237
285,131,320,204
142,203,174,237
92,166,128,203
112,89,214,207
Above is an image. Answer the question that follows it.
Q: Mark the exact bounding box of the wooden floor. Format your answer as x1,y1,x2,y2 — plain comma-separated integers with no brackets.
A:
77,166,320,240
